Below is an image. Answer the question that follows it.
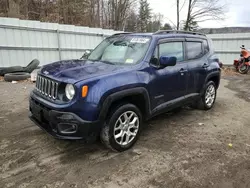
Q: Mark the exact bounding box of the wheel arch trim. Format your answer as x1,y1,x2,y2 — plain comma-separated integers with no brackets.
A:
98,87,151,121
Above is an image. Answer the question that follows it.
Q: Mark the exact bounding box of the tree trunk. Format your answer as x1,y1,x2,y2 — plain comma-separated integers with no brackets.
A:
177,0,179,30
97,0,100,27
24,0,28,19
185,0,192,31
8,0,20,18
60,0,68,24
101,0,105,28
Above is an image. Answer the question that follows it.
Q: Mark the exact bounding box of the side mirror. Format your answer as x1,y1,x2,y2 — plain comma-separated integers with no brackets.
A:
159,56,177,67
80,50,92,59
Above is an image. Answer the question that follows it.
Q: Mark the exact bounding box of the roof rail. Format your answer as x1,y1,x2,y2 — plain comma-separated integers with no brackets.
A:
154,30,206,36
112,32,132,36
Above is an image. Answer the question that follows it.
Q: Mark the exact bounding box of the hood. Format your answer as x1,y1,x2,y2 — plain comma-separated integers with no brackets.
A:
40,59,129,83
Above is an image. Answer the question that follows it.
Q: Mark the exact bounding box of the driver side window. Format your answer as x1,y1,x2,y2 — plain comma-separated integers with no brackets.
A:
159,42,184,62
151,41,184,66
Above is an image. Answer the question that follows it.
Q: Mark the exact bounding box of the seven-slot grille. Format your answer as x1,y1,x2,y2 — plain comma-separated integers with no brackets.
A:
36,75,58,100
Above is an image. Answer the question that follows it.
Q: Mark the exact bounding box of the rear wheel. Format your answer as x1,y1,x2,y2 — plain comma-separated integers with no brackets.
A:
192,81,217,110
100,103,142,152
239,64,249,74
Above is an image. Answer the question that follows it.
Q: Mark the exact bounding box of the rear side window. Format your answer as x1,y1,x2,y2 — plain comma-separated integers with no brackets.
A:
186,42,203,60
159,42,184,62
203,39,209,53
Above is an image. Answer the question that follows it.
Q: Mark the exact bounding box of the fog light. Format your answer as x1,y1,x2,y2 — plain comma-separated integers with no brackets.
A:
58,123,77,134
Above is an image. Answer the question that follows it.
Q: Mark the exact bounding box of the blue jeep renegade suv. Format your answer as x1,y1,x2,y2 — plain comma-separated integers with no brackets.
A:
29,30,221,152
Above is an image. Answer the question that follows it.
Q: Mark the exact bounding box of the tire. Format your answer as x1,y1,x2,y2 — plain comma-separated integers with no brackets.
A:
0,66,24,76
100,103,142,152
192,81,217,110
4,72,31,82
23,59,40,73
239,64,249,74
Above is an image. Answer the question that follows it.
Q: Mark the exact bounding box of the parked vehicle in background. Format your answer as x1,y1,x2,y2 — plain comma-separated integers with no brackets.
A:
233,45,250,74
29,30,221,152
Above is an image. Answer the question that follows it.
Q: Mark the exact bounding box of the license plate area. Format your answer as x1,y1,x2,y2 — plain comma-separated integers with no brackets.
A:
30,99,50,123
30,101,42,122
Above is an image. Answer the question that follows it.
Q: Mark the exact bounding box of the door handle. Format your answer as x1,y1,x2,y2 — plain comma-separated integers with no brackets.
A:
179,68,188,76
202,63,209,68
179,68,188,73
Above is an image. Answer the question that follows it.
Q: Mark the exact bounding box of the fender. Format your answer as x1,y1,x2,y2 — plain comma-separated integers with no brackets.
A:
205,70,221,85
98,87,151,121
201,70,221,95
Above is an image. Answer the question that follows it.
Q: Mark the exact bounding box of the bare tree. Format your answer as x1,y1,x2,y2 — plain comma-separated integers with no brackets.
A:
185,0,192,30
184,0,225,31
176,0,186,30
0,0,164,32
8,0,20,18
147,13,163,32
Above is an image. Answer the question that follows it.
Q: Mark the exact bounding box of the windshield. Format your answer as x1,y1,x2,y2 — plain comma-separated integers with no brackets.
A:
87,35,151,65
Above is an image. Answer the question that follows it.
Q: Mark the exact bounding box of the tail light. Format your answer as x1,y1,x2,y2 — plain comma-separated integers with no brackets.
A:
214,57,222,68
209,56,222,68
218,62,223,68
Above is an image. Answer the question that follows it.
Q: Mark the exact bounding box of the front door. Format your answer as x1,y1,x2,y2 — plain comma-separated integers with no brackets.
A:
148,39,188,111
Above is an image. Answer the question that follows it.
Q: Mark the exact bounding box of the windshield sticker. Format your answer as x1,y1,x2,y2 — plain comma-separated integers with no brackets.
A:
125,59,134,64
130,38,150,43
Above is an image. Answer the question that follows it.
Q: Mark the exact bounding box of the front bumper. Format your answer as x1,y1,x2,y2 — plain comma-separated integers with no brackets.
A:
29,97,101,141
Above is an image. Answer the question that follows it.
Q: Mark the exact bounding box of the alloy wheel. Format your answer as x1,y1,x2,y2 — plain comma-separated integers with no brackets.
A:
205,84,216,107
113,111,139,146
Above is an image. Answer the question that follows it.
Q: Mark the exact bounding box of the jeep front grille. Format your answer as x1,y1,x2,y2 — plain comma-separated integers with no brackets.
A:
36,75,58,100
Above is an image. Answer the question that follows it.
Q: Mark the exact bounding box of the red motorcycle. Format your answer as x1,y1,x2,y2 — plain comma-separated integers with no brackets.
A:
234,45,250,74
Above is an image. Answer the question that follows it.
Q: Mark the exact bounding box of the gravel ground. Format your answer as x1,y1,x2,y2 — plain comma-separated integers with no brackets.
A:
1,72,250,188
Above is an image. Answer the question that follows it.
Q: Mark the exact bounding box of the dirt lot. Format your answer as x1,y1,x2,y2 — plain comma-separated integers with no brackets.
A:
1,71,250,188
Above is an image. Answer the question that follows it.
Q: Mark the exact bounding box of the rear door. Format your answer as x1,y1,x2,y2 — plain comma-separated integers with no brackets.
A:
185,38,208,96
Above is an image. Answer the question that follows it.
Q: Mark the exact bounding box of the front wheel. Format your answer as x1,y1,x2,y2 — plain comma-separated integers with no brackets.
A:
100,103,142,152
192,81,217,110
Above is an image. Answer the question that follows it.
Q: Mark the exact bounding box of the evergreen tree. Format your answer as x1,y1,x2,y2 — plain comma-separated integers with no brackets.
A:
138,0,151,32
161,23,172,30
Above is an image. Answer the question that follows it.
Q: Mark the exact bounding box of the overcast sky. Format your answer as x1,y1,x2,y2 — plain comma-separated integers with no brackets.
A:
148,0,250,28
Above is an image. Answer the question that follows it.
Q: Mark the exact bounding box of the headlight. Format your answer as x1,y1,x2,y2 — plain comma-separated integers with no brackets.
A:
65,84,75,100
